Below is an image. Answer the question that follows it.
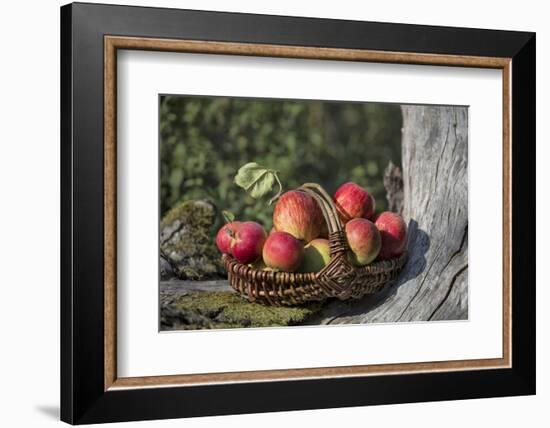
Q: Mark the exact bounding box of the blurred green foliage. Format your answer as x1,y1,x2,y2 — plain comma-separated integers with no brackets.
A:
160,95,402,231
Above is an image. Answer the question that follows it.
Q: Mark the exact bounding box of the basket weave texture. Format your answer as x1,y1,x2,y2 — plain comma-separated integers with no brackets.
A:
223,183,407,306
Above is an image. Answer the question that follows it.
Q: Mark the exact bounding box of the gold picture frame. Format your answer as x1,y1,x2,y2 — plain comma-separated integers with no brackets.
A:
103,36,512,391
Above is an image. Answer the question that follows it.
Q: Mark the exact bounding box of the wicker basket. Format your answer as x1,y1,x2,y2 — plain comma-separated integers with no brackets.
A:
223,183,407,306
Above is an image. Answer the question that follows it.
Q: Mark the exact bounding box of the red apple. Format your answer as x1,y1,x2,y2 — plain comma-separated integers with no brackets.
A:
215,221,241,254
231,221,267,264
334,182,375,224
273,190,325,242
298,238,331,273
375,212,407,260
345,218,381,265
262,231,304,272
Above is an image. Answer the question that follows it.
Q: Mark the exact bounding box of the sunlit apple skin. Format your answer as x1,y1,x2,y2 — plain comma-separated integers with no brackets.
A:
231,221,267,264
298,238,331,273
375,212,407,260
345,218,381,266
215,221,241,254
334,182,375,224
273,191,325,242
262,231,304,272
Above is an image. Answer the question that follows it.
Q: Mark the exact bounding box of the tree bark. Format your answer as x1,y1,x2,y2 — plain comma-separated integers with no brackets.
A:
306,105,469,324
383,161,404,216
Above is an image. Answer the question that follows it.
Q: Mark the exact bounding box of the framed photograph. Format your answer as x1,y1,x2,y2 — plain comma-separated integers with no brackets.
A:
61,2,535,424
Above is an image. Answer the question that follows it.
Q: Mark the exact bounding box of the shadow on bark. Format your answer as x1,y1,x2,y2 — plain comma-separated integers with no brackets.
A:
301,219,429,325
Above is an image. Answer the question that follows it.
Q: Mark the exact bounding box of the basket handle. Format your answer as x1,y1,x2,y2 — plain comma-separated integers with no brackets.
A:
298,183,343,233
297,183,348,257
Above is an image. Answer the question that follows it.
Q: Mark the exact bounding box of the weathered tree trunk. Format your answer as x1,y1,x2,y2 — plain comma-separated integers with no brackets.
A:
383,161,404,216
306,105,469,324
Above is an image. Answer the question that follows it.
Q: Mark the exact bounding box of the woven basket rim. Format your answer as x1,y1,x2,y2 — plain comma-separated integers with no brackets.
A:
223,250,408,279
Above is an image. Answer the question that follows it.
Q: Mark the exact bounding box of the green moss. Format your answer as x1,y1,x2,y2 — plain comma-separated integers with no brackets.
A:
161,199,216,230
160,200,224,279
168,291,322,330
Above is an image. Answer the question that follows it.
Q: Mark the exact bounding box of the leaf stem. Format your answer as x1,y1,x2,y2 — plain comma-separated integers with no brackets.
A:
268,171,283,205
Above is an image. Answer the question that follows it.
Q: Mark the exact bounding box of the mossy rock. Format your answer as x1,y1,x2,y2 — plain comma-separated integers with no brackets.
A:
160,199,224,280
161,291,322,330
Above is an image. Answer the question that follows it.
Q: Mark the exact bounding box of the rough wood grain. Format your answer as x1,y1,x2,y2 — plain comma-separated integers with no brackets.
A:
161,279,233,295
306,105,469,324
383,161,404,216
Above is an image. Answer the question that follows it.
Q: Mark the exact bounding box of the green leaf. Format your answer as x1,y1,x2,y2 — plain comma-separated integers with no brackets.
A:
221,210,235,224
234,162,282,203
